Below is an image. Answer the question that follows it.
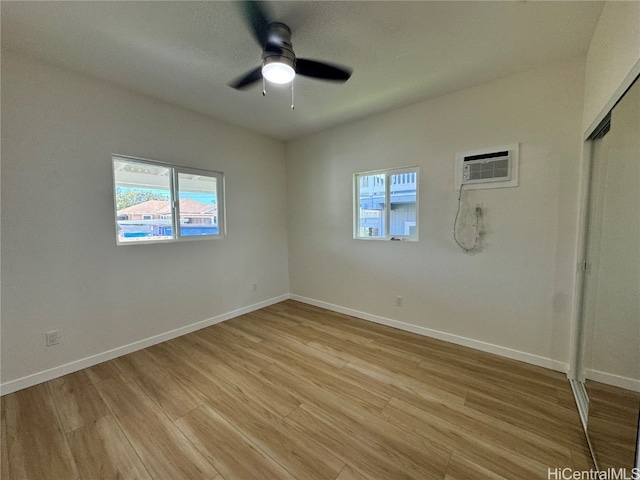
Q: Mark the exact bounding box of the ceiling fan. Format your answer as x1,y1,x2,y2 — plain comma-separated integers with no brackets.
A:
229,1,353,92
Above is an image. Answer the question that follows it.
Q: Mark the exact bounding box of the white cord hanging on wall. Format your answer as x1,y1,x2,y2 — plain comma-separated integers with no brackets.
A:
453,183,483,253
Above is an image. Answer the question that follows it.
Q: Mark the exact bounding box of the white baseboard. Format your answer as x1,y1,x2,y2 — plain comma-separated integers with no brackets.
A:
2,293,573,395
290,294,569,373
585,369,640,393
0,294,289,396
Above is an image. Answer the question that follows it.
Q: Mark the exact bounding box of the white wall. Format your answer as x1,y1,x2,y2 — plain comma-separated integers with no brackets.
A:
287,58,586,370
1,52,289,390
582,1,640,135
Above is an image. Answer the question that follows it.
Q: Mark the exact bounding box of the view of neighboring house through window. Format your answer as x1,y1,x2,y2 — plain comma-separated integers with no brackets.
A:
176,172,218,237
354,167,418,240
113,156,224,244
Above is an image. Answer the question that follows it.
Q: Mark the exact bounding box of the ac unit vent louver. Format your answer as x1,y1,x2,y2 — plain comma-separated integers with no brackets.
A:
455,144,519,190
464,151,510,183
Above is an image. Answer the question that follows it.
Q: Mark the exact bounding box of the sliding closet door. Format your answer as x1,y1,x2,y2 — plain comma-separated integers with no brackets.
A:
581,77,640,469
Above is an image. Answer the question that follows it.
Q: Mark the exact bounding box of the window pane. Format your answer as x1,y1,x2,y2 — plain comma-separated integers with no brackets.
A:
114,160,173,243
389,171,417,236
177,173,219,237
357,174,385,238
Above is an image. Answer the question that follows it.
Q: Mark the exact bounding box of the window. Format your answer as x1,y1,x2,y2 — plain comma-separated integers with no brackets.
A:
354,167,418,241
112,155,224,245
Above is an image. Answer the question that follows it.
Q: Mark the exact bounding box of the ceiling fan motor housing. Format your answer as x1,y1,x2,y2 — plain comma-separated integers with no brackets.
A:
262,22,296,70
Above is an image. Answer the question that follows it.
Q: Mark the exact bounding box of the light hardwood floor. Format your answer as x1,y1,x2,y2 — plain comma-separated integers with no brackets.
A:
586,380,640,470
1,300,593,479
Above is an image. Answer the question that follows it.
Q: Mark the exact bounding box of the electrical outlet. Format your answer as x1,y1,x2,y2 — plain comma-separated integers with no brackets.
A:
252,283,258,292
46,330,59,346
395,296,403,307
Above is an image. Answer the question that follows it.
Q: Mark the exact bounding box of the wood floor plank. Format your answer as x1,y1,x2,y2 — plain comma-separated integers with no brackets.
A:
67,414,153,480
215,321,265,343
374,332,482,366
464,388,586,447
3,384,79,480
245,314,323,346
418,348,571,408
345,359,466,407
570,443,595,471
302,328,423,374
95,378,217,480
84,359,134,385
226,315,328,359
172,334,301,418
300,312,388,341
471,359,566,403
586,379,640,470
302,340,351,368
175,403,297,480
1,400,10,480
189,324,280,374
478,354,568,387
144,339,212,380
285,402,446,480
247,314,466,410
297,318,380,348
114,349,203,421
48,370,108,433
192,374,346,479
252,341,392,412
390,392,573,465
444,453,510,480
248,328,351,374
242,309,308,335
335,464,371,480
259,365,451,479
260,361,389,417
365,338,439,365
182,327,273,373
420,354,580,421
382,396,564,478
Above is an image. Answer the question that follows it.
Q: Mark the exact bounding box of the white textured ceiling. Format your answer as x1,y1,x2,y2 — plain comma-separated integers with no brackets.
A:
2,1,603,140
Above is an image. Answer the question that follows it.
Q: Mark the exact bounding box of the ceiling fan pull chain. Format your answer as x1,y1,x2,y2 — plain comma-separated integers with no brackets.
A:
262,75,266,96
291,81,295,110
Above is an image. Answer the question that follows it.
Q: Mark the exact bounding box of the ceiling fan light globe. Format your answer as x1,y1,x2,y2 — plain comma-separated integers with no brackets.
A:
262,62,295,84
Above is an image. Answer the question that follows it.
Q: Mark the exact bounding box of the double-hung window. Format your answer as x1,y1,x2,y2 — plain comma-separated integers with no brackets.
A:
354,167,419,241
112,155,224,245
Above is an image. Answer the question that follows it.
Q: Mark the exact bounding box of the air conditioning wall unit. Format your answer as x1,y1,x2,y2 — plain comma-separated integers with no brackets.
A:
454,144,519,190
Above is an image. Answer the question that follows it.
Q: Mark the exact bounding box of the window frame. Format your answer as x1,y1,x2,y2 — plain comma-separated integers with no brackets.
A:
353,166,419,241
112,154,225,246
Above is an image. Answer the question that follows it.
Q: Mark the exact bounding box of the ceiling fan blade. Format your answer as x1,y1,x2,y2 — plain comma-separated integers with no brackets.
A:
296,59,352,82
229,66,262,90
239,0,272,48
